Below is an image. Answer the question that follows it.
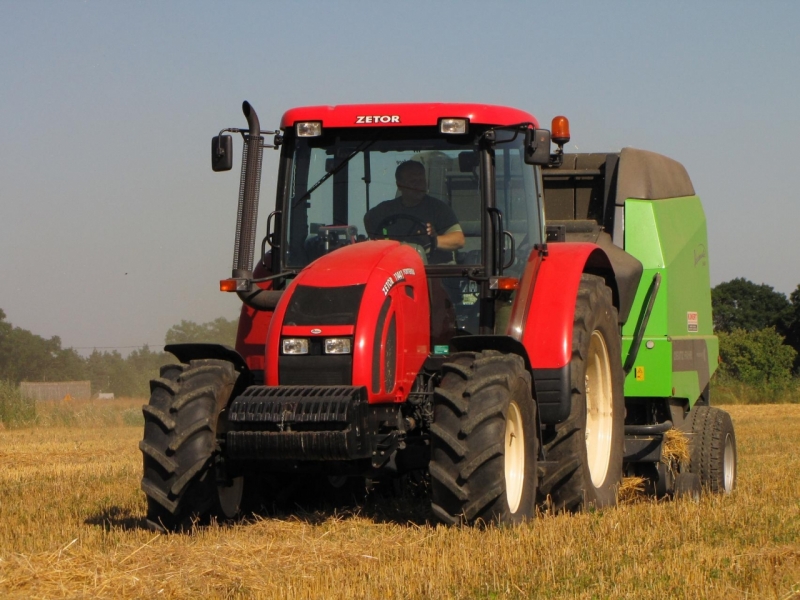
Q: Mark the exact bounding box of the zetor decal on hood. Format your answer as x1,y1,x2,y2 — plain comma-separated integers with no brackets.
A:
382,267,416,295
356,115,401,124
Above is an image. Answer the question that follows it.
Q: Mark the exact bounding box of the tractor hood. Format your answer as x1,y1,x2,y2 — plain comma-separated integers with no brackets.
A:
264,241,430,403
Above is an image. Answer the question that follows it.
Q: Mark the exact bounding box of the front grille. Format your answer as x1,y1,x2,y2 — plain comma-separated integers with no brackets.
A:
283,284,365,325
279,355,352,385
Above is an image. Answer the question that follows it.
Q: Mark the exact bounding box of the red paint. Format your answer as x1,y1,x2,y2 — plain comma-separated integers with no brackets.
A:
280,103,538,130
245,355,264,371
521,243,611,370
281,325,355,337
265,241,429,403
235,257,274,370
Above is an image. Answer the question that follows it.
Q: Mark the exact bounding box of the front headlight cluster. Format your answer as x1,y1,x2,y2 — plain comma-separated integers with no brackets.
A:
281,338,352,355
324,338,352,355
282,338,309,355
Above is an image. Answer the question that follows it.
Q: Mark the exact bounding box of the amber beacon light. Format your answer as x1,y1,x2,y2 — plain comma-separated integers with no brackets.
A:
551,116,570,146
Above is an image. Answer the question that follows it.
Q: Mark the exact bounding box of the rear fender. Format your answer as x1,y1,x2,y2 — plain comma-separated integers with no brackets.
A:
517,243,616,424
520,242,616,370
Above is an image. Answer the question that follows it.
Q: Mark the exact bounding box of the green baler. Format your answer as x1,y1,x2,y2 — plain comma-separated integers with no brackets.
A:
543,148,735,496
623,195,718,404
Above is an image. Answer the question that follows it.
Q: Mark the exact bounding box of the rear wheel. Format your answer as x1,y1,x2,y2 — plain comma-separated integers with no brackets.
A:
430,351,538,525
140,359,241,532
540,274,624,511
686,405,737,494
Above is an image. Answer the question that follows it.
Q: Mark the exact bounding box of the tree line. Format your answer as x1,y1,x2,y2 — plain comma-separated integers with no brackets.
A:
1,277,799,397
712,279,800,388
0,310,238,397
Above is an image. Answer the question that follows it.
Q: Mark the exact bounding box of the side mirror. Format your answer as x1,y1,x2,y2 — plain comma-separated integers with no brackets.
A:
211,135,233,172
524,128,551,165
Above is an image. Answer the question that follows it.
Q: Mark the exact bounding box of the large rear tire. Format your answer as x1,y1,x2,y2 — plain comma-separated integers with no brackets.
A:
430,351,538,525
540,274,624,511
685,405,736,494
140,359,242,532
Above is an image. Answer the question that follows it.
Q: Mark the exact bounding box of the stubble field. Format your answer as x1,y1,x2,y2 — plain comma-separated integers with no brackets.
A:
1,402,799,599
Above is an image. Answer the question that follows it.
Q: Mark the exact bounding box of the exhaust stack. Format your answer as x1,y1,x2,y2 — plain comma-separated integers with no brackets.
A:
230,101,283,311
232,101,264,279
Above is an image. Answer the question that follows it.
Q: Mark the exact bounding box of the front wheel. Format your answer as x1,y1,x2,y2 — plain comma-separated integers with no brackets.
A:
430,351,538,525
539,274,624,511
140,359,241,532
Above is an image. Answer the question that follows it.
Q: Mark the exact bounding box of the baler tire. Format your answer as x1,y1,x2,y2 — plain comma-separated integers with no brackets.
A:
685,405,737,494
430,350,538,526
140,359,241,532
673,472,702,501
539,274,624,512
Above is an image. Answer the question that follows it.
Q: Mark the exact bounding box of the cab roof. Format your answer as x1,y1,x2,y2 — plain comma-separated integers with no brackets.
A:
280,103,538,130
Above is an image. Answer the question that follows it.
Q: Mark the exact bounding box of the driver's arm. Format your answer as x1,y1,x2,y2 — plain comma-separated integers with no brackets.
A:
428,223,465,251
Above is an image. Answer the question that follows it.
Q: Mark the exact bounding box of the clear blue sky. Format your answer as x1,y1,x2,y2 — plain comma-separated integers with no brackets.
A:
1,1,799,353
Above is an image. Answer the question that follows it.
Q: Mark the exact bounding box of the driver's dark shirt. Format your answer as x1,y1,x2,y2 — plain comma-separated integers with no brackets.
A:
364,195,461,263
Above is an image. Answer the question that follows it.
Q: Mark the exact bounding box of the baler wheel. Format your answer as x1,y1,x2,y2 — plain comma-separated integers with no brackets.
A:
539,274,624,512
430,350,538,525
140,359,242,532
685,405,737,494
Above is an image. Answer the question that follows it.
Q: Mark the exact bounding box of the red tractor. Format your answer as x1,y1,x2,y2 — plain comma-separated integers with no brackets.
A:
140,101,733,531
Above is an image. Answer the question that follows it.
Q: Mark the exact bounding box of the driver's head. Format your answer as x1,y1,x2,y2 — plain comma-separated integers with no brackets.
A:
395,161,427,206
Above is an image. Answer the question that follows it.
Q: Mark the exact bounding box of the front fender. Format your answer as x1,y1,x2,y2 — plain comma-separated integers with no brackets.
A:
164,343,250,373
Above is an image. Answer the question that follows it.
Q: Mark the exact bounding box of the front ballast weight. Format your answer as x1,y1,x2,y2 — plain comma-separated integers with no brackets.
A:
224,385,403,468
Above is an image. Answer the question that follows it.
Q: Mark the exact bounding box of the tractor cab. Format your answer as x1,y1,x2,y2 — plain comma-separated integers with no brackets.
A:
269,104,548,341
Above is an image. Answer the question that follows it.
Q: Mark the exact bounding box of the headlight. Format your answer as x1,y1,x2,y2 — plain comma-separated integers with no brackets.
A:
324,338,352,355
282,338,309,355
296,121,322,137
439,118,468,134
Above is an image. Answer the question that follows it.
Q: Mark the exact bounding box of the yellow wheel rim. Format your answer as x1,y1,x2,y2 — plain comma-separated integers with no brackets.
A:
585,331,614,488
505,400,525,512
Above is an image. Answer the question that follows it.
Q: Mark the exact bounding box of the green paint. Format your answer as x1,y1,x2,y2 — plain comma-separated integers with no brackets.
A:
621,196,718,405
622,337,672,396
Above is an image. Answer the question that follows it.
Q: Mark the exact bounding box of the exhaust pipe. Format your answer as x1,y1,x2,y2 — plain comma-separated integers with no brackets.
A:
232,101,263,279
232,101,282,311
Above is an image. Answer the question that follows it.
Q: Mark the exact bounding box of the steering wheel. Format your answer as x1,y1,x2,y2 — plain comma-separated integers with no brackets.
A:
372,213,436,251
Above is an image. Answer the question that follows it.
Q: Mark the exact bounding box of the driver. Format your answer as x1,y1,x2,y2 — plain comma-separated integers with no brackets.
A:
364,161,465,263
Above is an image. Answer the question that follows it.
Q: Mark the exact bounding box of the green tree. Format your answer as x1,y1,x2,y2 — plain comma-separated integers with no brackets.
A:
82,346,172,398
712,279,791,334
164,317,239,346
0,309,85,384
781,284,800,371
718,327,796,387
126,345,172,396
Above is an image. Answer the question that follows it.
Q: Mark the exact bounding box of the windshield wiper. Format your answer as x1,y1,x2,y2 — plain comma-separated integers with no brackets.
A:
291,136,381,209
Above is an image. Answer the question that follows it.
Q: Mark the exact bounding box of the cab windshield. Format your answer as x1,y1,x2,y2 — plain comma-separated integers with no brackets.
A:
283,126,542,277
